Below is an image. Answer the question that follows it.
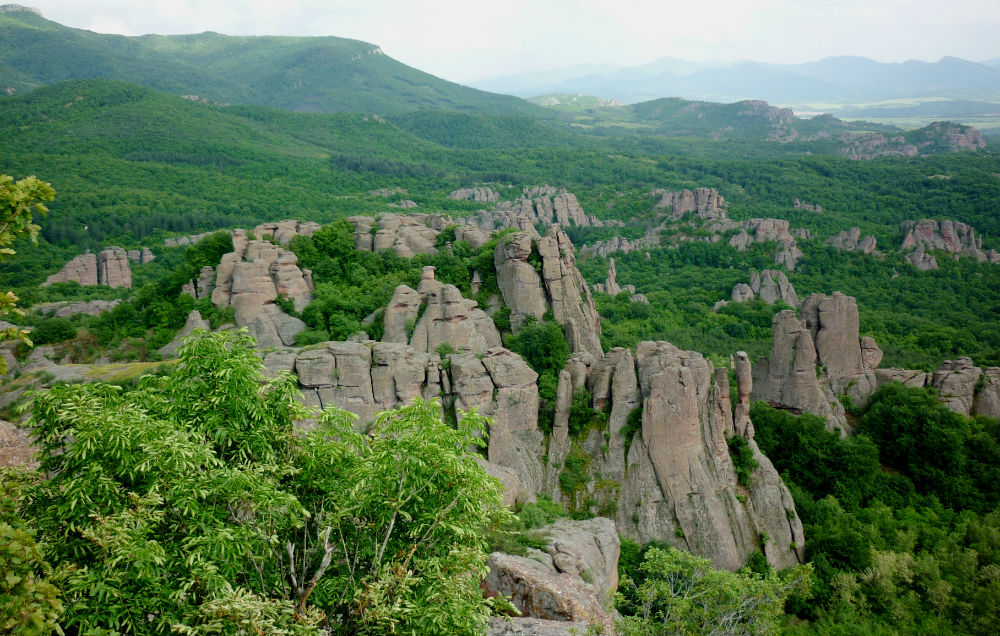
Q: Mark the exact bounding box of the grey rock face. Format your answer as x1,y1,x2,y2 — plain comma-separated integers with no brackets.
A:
211,232,310,347
32,299,122,318
449,187,499,203
651,187,727,222
752,310,846,433
801,293,865,387
158,310,211,358
731,283,755,303
253,220,321,246
875,368,929,388
410,283,500,355
540,517,620,607
931,357,982,416
97,247,132,288
826,227,876,254
381,285,422,344
486,617,593,636
975,368,1000,419
618,341,803,570
483,553,614,629
750,270,798,306
43,252,98,287
495,232,548,330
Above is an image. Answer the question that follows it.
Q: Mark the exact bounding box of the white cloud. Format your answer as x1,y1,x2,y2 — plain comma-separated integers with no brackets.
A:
25,0,1000,81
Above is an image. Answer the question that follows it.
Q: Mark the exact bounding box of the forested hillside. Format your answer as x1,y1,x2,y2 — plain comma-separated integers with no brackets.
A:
0,7,541,115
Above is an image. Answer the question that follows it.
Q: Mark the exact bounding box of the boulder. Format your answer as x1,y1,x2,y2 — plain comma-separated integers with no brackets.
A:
826,227,876,254
410,284,500,354
731,283,754,303
931,357,982,416
211,237,311,347
158,310,211,358
483,553,614,629
42,252,98,287
750,270,798,306
875,368,929,388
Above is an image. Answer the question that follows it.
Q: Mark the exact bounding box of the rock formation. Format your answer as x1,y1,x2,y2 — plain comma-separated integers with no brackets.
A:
900,220,1000,269
483,517,619,630
126,247,156,264
211,230,312,347
752,310,847,433
164,232,211,247
728,270,798,306
449,187,499,203
591,258,647,303
494,227,603,357
975,368,1000,419
42,252,98,287
253,220,322,246
931,357,982,416
32,299,122,318
158,310,211,358
728,219,804,270
617,341,804,569
96,247,132,288
404,268,501,355
826,227,876,254
753,292,886,429
793,199,822,213
650,187,727,222
487,187,606,229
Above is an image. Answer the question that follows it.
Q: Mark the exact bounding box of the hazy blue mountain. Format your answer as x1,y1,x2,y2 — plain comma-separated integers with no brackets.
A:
471,55,1000,115
0,6,542,116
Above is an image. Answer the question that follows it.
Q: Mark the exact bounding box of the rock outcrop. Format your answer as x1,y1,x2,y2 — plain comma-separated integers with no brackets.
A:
46,248,135,288
487,188,605,229
158,310,211,358
42,253,98,287
752,310,847,433
900,220,1000,269
931,357,982,416
753,293,885,429
96,247,132,288
126,247,156,264
406,269,501,355
617,341,804,569
826,227,876,254
975,368,1000,419
650,187,727,222
728,219,804,270
450,187,499,203
253,220,322,246
591,258,647,303
495,227,603,357
32,299,122,318
483,517,619,630
793,199,822,213
728,270,798,307
211,230,312,347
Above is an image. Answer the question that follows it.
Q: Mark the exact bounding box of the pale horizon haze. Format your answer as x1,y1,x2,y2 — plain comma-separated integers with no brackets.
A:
12,0,1000,83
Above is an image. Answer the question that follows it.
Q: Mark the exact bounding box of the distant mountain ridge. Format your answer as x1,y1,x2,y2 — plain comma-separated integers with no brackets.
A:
0,5,542,116
471,55,1000,115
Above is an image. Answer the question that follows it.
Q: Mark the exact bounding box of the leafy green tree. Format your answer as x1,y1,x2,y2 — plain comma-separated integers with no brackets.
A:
0,468,63,636
26,329,511,635
616,546,811,636
0,174,55,371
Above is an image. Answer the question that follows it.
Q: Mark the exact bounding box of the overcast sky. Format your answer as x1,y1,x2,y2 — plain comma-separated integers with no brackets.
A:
22,0,1000,82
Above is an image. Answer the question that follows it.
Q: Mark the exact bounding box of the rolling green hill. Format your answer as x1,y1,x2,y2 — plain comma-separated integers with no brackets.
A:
0,5,542,116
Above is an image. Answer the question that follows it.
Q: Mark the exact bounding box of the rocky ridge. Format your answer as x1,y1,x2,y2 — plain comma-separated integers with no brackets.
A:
826,227,876,254
580,188,807,269
900,219,1000,271
43,246,133,288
